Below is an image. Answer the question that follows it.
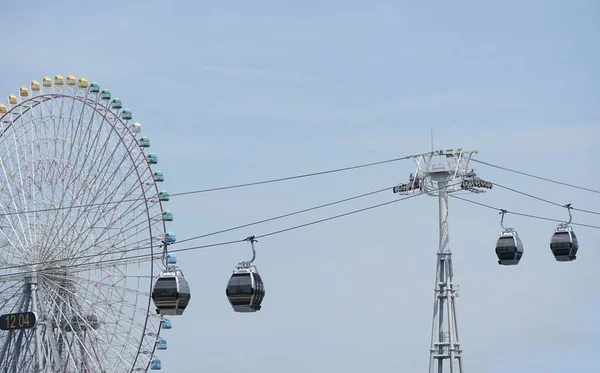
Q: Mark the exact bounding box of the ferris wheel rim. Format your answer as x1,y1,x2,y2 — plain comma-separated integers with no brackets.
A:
0,79,169,372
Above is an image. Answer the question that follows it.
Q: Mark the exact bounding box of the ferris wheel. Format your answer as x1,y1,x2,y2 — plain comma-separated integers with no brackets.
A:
0,75,183,372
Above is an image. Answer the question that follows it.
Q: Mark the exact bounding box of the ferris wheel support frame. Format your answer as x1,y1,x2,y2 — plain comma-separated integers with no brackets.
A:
25,275,44,373
393,148,492,373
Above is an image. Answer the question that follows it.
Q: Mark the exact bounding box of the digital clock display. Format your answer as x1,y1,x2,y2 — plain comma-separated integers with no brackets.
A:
0,312,37,331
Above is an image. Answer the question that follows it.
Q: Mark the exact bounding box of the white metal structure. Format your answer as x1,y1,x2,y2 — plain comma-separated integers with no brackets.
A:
394,149,492,373
0,76,170,372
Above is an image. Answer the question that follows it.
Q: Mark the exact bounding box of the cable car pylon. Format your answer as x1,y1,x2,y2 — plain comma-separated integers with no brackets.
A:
393,148,492,373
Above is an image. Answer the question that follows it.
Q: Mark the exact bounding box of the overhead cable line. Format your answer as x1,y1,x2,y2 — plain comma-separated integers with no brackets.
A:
1,185,394,272
176,185,393,244
0,239,244,281
2,192,599,281
491,181,600,216
169,155,411,196
473,159,600,194
0,193,422,279
254,193,421,239
450,195,600,229
0,155,411,217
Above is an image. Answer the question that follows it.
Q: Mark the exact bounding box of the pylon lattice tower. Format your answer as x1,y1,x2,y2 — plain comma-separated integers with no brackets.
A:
393,149,492,373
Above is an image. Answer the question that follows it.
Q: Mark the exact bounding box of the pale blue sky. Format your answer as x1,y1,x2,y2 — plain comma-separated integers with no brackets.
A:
1,0,599,372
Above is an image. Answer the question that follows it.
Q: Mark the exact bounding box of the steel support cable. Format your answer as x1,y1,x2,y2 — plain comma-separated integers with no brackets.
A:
491,180,600,216
176,186,392,244
0,240,244,282
472,158,600,194
3,191,599,281
0,155,411,217
169,155,412,196
0,185,393,273
254,193,421,239
450,195,600,229
0,193,422,278
176,180,463,245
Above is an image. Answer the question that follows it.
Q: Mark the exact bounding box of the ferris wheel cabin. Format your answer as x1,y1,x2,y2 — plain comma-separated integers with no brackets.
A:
160,318,172,329
150,359,162,370
156,338,168,351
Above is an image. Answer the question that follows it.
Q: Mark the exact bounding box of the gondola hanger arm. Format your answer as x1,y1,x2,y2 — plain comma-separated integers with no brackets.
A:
240,235,257,266
564,203,573,225
499,209,509,231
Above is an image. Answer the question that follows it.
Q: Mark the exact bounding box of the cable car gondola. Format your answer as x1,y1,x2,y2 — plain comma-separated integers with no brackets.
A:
226,266,265,312
550,204,579,262
550,227,578,261
495,210,524,266
152,246,191,316
226,236,265,313
495,231,524,265
152,268,191,315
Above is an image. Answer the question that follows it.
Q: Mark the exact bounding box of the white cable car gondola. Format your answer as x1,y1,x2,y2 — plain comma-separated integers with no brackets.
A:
152,243,192,315
226,236,265,313
495,210,524,265
550,204,579,262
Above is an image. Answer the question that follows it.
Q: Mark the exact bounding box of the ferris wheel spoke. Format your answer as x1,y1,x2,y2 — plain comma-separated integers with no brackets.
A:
9,105,35,248
40,275,114,372
35,292,63,372
42,273,152,371
0,255,160,284
0,150,29,253
26,104,44,249
53,91,69,208
59,158,148,245
28,108,53,255
0,222,25,265
23,102,38,248
57,90,75,171
61,101,106,203
73,98,104,166
43,301,95,373
0,205,27,262
0,280,25,313
47,151,158,265
59,98,98,203
44,178,151,266
66,104,129,198
72,138,144,227
34,276,71,371
74,292,153,358
68,255,159,277
73,274,151,299
35,96,114,262
69,198,157,265
8,121,49,260
85,161,149,226
40,118,134,260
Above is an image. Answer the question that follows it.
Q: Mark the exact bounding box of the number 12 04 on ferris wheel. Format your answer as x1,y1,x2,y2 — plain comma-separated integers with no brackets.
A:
0,312,37,331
